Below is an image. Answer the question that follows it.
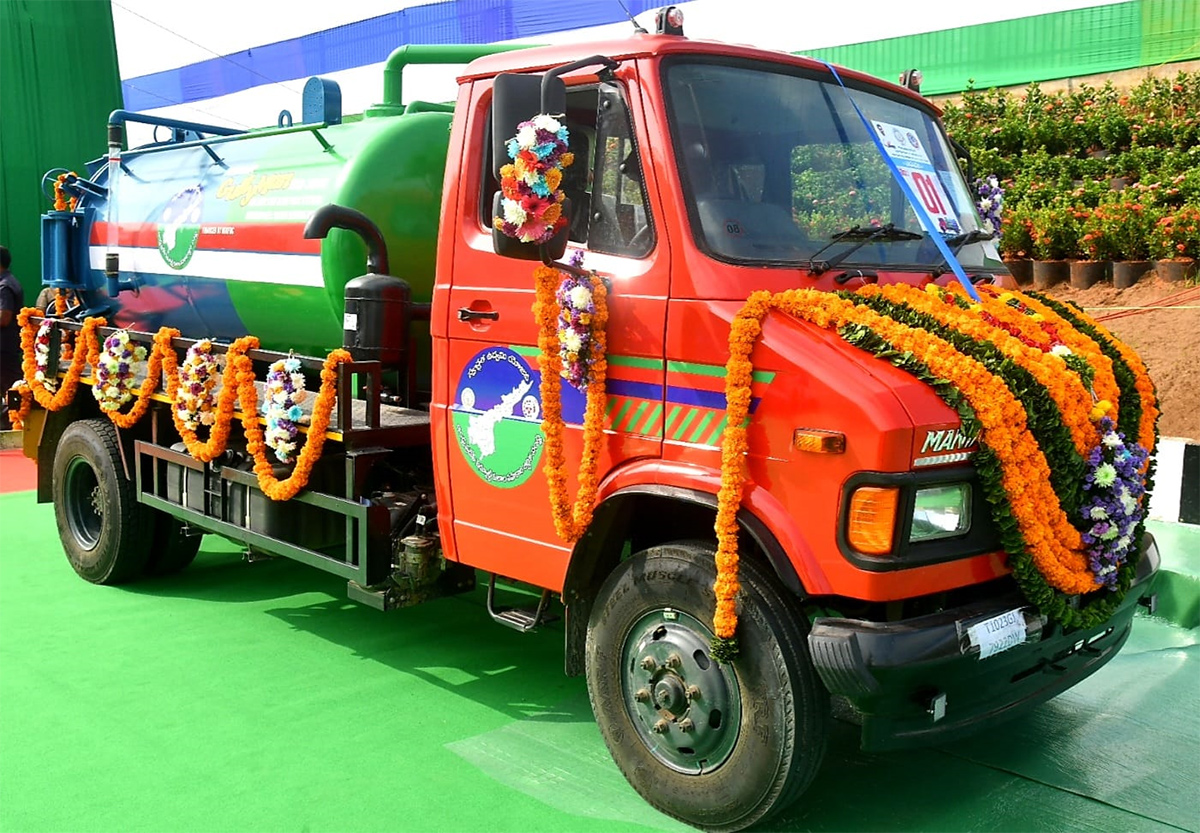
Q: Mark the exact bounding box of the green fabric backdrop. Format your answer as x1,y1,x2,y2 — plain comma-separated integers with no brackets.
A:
0,0,122,300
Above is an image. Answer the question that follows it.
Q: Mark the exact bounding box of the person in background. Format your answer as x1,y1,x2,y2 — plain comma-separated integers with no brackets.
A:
0,246,26,429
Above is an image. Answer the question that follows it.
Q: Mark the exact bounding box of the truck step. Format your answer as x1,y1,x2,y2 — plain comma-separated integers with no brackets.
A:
486,574,556,633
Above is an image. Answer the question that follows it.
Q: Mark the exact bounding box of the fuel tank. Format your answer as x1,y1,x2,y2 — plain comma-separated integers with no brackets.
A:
71,110,451,358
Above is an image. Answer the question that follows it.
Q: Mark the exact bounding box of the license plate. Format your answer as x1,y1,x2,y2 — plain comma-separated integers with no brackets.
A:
967,609,1026,659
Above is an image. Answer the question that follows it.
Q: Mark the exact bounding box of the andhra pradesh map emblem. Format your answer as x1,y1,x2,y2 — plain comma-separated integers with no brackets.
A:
157,185,205,270
452,347,544,488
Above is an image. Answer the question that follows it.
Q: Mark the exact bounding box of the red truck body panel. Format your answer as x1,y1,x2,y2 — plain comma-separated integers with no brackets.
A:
430,40,1009,601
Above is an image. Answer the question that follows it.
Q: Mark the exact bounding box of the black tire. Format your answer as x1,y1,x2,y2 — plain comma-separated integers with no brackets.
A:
52,418,152,584
144,513,202,576
586,541,829,832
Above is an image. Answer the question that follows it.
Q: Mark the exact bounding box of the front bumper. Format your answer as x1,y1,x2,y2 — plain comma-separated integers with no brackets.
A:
808,533,1161,751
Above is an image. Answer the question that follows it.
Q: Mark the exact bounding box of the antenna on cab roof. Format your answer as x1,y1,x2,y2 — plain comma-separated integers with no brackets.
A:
615,0,649,34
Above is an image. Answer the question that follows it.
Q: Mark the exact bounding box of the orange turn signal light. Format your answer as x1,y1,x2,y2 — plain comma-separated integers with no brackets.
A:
793,428,846,454
847,486,900,555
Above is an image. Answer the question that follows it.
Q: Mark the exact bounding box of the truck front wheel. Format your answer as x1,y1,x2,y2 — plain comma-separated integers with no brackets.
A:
585,541,828,832
53,419,152,584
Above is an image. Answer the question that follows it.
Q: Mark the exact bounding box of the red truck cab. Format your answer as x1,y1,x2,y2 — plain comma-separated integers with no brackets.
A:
429,30,1159,830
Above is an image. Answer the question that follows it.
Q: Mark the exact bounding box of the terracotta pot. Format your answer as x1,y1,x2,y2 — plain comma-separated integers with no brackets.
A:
1032,260,1070,290
1070,260,1110,289
1003,259,1033,286
1154,259,1198,283
1112,260,1153,289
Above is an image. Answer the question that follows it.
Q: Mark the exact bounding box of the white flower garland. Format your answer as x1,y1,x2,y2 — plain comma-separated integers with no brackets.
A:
175,339,221,431
263,357,309,463
92,330,147,411
33,319,58,393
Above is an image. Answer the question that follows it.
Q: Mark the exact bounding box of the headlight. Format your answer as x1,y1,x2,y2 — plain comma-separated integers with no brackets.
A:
910,484,971,542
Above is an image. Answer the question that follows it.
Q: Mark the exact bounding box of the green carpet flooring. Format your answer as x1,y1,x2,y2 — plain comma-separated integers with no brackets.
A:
1,492,1197,832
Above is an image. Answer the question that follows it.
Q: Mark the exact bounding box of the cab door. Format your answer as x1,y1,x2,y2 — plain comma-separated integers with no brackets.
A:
437,72,669,592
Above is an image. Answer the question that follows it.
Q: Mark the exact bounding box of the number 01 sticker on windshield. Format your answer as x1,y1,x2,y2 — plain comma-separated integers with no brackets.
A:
963,609,1029,659
870,120,960,235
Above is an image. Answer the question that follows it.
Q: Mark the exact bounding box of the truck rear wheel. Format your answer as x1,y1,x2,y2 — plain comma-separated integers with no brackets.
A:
585,541,828,832
53,419,152,584
144,514,202,576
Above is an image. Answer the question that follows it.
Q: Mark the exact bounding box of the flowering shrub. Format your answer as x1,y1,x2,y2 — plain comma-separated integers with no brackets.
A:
1000,202,1035,258
1079,198,1160,261
1029,204,1080,260
1150,205,1200,260
941,70,1200,260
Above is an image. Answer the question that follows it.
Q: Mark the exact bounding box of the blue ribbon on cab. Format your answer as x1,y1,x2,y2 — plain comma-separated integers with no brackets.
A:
821,61,983,303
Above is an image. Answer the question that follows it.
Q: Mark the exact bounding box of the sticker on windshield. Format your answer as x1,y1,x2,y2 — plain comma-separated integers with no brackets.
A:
871,120,958,236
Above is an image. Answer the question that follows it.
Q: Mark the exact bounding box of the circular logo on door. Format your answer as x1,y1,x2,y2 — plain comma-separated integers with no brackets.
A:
157,185,204,270
452,347,544,488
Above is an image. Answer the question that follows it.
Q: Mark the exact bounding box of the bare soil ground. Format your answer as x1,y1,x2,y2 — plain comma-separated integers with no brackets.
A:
1043,278,1200,441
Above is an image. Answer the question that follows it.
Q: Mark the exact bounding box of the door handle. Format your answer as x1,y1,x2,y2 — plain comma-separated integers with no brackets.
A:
457,308,500,322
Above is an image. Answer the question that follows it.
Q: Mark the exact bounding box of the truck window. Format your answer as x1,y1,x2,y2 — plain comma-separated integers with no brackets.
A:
586,82,654,258
481,82,653,258
663,58,998,270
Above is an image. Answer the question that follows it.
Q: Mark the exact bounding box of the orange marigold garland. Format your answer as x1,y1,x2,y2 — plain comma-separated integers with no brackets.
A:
532,263,609,543
7,381,32,430
979,286,1122,413
236,346,353,501
53,172,79,213
866,283,1099,455
162,334,258,463
1030,295,1158,456
15,311,351,502
19,308,104,411
715,286,1155,652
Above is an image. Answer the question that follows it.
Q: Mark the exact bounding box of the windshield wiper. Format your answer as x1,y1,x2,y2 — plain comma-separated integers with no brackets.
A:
806,223,923,276
930,229,995,276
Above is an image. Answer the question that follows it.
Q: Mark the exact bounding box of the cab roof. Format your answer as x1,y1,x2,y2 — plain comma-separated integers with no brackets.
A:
459,34,933,111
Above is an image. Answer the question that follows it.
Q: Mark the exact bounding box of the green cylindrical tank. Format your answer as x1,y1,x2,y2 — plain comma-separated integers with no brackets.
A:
78,109,452,359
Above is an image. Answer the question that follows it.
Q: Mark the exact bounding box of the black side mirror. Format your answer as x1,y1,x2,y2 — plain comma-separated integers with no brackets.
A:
490,57,617,263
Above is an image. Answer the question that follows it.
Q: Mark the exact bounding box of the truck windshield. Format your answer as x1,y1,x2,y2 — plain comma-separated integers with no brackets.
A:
663,59,1001,272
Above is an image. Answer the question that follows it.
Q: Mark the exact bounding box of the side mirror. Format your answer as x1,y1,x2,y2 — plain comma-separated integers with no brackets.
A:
490,57,617,263
492,73,566,182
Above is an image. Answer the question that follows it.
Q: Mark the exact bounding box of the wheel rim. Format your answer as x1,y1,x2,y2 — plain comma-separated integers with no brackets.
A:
620,608,742,774
64,455,103,551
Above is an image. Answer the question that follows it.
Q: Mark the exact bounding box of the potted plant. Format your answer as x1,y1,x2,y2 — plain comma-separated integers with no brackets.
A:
1072,206,1112,289
1000,199,1034,285
1029,203,1080,289
1150,204,1200,282
1093,198,1160,288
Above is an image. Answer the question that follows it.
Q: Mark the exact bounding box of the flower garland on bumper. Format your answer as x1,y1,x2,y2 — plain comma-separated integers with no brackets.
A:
713,285,1158,655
